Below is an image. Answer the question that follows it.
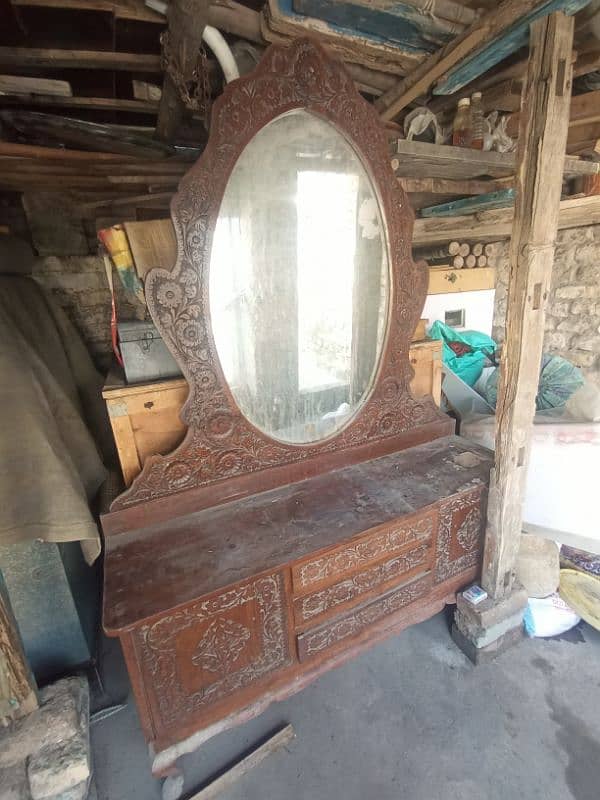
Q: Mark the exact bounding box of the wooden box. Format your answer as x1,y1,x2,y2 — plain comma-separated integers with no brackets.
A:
103,338,442,487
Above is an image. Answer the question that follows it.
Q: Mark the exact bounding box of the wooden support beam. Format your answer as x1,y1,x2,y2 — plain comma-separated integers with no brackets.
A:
155,0,210,143
481,12,574,600
0,94,159,114
412,194,600,244
375,0,560,120
0,47,162,72
0,577,37,724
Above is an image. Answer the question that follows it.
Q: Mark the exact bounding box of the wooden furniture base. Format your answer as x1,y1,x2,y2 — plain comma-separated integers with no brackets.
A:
103,435,492,796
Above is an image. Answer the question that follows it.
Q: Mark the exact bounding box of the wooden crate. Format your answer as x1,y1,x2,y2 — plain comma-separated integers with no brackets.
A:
103,339,443,487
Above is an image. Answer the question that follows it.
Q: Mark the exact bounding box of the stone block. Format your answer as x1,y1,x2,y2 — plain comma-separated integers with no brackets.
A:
27,734,89,800
569,349,599,369
456,608,525,648
516,534,559,598
554,285,588,300
550,302,571,318
578,336,600,353
557,318,592,334
545,331,570,350
456,583,528,631
0,762,30,800
452,621,525,665
0,678,83,768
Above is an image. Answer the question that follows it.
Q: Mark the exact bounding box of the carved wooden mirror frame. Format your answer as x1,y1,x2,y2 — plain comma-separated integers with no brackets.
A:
112,38,451,513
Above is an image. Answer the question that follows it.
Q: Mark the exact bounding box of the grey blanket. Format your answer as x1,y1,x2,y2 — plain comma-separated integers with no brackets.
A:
0,270,108,564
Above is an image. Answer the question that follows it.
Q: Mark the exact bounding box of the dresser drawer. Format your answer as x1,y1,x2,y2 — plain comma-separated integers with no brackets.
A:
297,572,432,661
291,509,437,595
293,540,433,628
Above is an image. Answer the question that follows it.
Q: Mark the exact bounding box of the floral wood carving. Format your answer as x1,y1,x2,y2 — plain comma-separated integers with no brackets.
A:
296,541,432,624
113,38,447,511
435,486,485,583
135,573,289,728
295,512,436,591
298,573,432,659
191,617,251,673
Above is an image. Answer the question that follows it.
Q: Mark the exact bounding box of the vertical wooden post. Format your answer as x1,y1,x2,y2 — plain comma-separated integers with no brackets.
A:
481,11,574,600
155,0,210,143
0,576,37,725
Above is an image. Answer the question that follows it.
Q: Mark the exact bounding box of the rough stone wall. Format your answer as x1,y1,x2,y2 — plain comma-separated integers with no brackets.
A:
491,225,600,388
33,255,143,372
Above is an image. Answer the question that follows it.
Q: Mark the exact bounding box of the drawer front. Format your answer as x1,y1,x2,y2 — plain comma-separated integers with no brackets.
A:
293,540,432,628
292,509,437,594
131,572,292,733
297,572,432,661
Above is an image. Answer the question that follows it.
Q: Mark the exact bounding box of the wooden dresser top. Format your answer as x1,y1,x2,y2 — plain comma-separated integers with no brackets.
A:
103,435,492,633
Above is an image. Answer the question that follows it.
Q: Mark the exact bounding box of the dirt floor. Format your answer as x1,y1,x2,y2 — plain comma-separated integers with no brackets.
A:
90,610,600,800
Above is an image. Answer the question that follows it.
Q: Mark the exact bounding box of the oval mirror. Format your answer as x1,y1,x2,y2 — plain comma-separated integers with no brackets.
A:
209,110,389,444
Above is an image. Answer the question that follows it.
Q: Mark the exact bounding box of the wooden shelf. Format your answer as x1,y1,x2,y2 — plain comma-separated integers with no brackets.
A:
392,140,599,181
428,266,495,295
413,194,600,246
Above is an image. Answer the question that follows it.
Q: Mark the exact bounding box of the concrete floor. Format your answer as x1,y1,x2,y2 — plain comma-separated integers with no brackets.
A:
90,612,600,800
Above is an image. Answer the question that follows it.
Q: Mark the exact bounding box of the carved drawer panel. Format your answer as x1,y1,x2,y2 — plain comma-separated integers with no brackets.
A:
297,572,432,661
292,509,437,595
435,485,485,584
293,540,433,628
132,572,291,732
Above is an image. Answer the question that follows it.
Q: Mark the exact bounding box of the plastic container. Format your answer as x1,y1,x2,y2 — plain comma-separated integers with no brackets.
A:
471,91,484,150
452,97,471,148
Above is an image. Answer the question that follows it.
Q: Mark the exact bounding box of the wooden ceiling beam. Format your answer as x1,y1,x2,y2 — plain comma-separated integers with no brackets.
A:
9,0,164,23
0,94,159,113
375,0,577,121
0,47,161,72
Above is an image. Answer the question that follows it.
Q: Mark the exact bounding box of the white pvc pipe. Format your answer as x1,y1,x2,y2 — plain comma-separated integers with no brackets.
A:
202,25,239,83
144,1,240,83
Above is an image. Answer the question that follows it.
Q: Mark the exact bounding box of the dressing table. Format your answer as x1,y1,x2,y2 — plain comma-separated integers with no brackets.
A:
102,38,492,799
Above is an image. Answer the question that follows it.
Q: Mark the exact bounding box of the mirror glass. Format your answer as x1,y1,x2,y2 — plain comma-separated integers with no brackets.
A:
209,110,389,444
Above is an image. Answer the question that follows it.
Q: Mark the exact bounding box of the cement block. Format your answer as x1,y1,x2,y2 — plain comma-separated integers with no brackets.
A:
455,609,525,649
451,622,525,665
456,584,527,631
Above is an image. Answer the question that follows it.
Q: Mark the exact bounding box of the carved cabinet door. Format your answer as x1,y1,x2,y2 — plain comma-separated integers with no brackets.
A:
132,572,292,736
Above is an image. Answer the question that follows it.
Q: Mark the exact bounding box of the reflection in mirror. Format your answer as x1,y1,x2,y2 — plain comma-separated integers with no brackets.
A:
209,110,389,444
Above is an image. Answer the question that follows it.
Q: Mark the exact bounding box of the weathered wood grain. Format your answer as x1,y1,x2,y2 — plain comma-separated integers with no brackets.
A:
481,12,574,599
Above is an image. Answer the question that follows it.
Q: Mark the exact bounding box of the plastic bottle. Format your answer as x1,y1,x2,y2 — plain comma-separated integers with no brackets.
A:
471,91,484,150
452,97,471,148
